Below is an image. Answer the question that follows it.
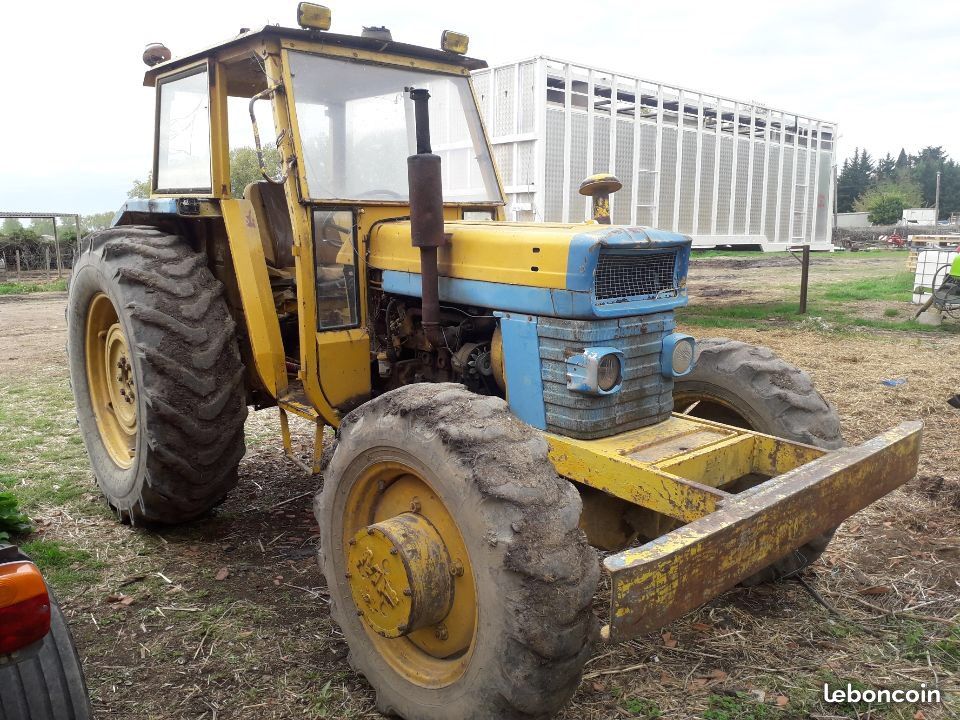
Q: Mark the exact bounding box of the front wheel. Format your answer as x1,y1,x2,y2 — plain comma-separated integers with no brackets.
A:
674,338,843,583
317,384,599,720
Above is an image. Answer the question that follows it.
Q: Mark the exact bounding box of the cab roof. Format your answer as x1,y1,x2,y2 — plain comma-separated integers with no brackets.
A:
143,24,488,86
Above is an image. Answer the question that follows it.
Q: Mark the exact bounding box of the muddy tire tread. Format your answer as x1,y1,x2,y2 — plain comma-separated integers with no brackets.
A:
319,383,599,720
70,225,247,523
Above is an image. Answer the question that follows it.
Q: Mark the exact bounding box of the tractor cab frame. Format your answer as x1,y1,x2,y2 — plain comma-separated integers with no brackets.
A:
120,25,505,468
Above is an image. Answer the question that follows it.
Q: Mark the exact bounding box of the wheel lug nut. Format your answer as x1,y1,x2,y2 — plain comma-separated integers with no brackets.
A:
409,498,421,513
435,624,448,641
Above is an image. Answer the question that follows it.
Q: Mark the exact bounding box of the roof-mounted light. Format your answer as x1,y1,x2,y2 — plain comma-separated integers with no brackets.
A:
142,43,171,67
297,3,332,31
441,30,469,55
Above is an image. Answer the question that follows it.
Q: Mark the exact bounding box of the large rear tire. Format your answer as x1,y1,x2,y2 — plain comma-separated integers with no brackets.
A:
317,383,599,720
67,225,247,523
674,338,843,583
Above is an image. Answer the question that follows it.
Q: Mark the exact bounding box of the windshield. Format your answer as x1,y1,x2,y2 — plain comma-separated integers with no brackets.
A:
288,52,501,203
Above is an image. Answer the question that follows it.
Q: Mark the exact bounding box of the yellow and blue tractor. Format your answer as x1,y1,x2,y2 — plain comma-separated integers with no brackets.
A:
66,6,922,718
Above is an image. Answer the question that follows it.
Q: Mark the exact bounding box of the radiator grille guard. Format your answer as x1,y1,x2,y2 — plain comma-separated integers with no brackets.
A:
594,250,679,305
539,314,674,439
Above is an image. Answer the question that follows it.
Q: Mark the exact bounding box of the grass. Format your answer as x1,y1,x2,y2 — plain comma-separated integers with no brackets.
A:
622,697,661,718
0,377,92,513
690,249,907,261
679,270,960,334
678,301,958,334
817,271,914,302
900,620,960,673
702,693,772,720
0,279,68,295
19,538,103,593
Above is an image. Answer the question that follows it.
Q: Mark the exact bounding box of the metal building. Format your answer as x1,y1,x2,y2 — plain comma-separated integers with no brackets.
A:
472,57,837,250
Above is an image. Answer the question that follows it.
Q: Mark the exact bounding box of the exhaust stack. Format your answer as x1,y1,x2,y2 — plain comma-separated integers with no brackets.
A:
406,88,446,348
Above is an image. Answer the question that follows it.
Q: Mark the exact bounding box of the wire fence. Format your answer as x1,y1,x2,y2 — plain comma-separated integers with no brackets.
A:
0,238,77,283
0,212,82,284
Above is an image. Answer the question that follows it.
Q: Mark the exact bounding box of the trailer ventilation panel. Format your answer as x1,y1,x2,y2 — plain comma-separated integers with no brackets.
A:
594,251,677,304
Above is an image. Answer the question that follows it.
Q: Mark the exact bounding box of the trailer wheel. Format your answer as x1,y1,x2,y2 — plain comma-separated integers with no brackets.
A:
67,225,247,523
317,383,599,720
673,338,843,583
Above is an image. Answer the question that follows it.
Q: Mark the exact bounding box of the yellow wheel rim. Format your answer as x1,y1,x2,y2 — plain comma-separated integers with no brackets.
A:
85,293,137,469
342,461,478,689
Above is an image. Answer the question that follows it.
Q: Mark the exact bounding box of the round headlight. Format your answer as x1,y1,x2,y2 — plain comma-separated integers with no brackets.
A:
597,353,622,391
672,340,694,375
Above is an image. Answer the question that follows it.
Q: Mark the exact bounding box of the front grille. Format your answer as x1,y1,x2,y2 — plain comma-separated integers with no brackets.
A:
594,251,677,304
538,314,674,440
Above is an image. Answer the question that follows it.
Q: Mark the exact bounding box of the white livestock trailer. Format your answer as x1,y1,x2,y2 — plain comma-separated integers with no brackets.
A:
472,57,837,250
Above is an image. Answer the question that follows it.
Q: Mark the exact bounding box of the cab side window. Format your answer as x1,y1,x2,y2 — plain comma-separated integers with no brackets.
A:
313,209,359,329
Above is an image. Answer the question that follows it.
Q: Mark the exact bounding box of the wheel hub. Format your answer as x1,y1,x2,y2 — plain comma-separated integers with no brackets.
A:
105,324,137,432
347,512,454,639
85,293,138,470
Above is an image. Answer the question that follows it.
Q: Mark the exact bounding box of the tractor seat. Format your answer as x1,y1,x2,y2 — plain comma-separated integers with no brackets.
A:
244,181,295,269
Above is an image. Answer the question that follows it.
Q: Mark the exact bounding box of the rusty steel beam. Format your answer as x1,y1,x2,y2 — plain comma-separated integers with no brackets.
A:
604,421,923,642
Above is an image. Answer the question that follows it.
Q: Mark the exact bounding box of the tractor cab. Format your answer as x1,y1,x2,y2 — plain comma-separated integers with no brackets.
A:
122,10,509,441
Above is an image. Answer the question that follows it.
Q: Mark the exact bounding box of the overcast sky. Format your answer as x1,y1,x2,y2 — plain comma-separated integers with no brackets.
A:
2,0,957,215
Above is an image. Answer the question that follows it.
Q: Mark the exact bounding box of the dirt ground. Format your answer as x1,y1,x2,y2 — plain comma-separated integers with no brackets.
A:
1,253,958,720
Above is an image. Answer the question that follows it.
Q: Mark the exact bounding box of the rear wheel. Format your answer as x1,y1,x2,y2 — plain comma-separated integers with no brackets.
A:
67,225,247,523
317,383,599,720
674,338,843,583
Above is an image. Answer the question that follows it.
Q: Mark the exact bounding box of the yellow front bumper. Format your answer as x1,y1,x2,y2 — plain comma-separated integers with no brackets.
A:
599,421,922,641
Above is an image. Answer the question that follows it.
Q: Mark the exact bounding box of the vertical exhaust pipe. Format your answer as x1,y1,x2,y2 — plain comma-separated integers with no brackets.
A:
406,88,446,348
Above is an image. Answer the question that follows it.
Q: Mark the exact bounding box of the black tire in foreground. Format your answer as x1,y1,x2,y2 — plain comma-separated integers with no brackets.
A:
0,592,91,720
67,225,247,523
673,338,844,583
317,383,600,720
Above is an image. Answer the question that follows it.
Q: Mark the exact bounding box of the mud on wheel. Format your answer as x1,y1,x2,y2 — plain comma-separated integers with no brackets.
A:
674,338,844,583
317,383,599,720
67,225,247,523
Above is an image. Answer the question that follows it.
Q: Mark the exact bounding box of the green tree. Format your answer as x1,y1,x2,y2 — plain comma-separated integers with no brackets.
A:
912,146,945,209
1,218,23,237
229,146,282,197
80,212,115,233
854,179,923,223
31,218,54,237
128,177,151,198
876,153,896,181
836,148,874,212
